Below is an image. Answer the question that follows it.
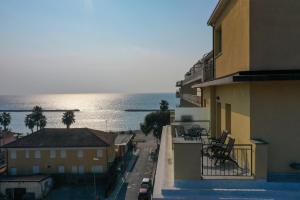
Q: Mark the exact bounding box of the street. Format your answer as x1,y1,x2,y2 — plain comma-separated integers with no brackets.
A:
118,133,157,200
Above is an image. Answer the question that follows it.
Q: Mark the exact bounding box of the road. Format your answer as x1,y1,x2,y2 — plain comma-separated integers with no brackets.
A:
123,134,157,200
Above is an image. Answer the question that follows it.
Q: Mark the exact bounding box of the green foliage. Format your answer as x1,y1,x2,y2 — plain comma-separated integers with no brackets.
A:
140,111,170,140
25,106,47,133
0,112,11,132
160,100,169,112
62,111,76,129
25,114,35,133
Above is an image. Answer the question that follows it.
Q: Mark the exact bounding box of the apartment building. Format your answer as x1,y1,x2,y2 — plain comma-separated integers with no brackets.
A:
154,0,300,199
3,128,117,176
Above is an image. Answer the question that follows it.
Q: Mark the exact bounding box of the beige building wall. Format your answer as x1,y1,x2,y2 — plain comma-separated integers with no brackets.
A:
215,83,251,144
173,142,202,180
202,86,216,137
7,146,115,175
250,81,300,173
250,0,300,70
214,0,250,78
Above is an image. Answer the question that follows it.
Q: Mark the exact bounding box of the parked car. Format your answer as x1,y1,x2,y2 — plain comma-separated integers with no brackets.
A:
138,178,152,200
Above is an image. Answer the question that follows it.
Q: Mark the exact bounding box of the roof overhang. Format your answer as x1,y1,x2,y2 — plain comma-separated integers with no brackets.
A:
207,0,230,26
193,70,300,88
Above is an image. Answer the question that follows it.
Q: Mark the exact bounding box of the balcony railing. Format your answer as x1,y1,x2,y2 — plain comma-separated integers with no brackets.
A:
203,61,215,82
182,94,202,106
201,143,253,177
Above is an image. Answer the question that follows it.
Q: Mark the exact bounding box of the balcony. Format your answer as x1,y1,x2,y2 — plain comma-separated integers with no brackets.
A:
176,81,183,87
176,90,181,98
182,94,202,107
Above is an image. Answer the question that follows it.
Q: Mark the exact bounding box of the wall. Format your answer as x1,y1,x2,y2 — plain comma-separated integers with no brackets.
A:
202,86,216,137
250,0,300,70
6,147,114,175
251,81,300,173
0,177,52,199
175,107,210,122
214,0,250,78
215,83,251,144
173,141,202,180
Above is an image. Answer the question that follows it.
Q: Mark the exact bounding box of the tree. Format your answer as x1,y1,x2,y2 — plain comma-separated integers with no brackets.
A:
62,111,75,129
160,100,169,112
25,114,35,134
32,106,43,131
140,111,170,143
38,115,47,129
0,112,11,132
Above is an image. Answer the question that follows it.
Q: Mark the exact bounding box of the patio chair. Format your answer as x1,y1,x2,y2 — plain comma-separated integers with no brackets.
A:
211,137,238,167
202,130,229,156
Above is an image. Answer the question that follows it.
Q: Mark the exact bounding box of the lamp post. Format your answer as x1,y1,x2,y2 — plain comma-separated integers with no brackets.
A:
93,157,99,200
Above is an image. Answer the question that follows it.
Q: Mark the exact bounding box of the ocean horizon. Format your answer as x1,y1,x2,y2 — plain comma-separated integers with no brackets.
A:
0,93,177,134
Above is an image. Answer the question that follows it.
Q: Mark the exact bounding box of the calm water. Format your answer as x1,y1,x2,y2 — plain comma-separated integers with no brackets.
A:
0,93,177,134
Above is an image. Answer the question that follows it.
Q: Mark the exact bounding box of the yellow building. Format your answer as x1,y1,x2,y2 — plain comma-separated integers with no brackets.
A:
190,0,300,180
3,128,117,176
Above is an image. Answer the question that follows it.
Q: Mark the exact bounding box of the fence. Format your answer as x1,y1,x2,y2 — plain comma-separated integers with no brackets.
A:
201,144,253,177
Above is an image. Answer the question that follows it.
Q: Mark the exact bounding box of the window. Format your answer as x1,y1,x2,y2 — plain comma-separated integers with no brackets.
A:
60,150,66,158
10,150,16,160
32,165,40,174
215,26,222,55
10,168,17,175
35,150,41,159
78,165,84,174
96,149,103,158
71,166,78,174
58,166,65,174
77,150,83,158
92,165,103,174
50,150,56,159
25,150,30,159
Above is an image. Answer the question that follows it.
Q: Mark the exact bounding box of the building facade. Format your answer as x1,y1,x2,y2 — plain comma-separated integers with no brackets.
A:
3,128,116,176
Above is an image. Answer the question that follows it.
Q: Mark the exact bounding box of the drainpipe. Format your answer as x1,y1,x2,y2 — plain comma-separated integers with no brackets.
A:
212,26,215,79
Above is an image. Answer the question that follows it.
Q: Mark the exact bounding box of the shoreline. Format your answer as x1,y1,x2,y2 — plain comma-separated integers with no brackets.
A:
0,109,80,113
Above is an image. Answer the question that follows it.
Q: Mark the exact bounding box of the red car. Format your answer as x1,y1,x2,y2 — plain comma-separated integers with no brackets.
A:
138,178,152,200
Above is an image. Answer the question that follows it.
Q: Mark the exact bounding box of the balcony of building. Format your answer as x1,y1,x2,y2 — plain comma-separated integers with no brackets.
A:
153,107,264,199
181,94,202,107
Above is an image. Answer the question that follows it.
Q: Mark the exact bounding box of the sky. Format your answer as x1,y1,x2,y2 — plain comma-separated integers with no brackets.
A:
0,0,218,94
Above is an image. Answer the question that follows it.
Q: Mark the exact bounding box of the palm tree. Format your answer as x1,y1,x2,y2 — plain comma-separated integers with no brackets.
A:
32,106,43,131
160,100,169,112
0,112,11,132
25,114,35,134
62,111,75,129
38,115,47,130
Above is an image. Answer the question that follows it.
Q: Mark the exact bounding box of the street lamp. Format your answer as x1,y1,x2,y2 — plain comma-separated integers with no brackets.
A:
93,157,99,200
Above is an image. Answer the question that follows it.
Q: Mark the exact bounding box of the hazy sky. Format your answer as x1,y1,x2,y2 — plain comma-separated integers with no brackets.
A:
0,0,217,94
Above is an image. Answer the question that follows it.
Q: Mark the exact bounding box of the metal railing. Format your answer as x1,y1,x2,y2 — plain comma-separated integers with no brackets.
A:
201,144,253,177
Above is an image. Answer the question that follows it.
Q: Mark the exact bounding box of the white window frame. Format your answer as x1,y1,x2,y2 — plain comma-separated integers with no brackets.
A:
10,150,16,160
25,150,30,159
10,168,17,175
50,150,56,159
58,165,65,174
32,165,40,174
77,150,83,158
35,150,41,159
92,165,103,174
96,149,103,158
60,150,66,158
71,166,78,174
78,165,84,174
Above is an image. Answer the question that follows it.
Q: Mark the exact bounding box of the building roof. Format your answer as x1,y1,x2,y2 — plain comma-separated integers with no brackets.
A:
115,134,134,146
3,128,117,148
207,0,230,26
0,175,50,182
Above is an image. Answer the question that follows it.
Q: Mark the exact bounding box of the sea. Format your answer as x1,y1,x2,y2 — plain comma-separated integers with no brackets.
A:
0,93,177,135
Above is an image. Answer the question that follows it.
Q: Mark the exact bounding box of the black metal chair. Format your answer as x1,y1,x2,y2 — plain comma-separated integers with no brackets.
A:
211,137,238,167
203,130,229,156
